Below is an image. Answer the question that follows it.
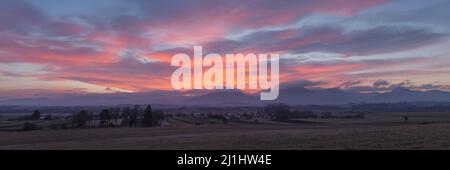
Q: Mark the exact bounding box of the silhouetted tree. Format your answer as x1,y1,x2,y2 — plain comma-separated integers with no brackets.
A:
130,105,140,127
264,103,292,121
72,110,88,128
152,110,164,126
87,112,94,128
143,105,153,127
99,109,111,128
121,106,132,127
134,105,142,115
31,110,41,120
111,107,120,127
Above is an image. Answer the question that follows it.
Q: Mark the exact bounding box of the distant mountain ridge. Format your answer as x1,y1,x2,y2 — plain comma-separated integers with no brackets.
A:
1,87,450,106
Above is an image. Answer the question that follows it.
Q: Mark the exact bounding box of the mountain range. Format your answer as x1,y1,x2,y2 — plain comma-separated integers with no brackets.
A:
1,87,450,106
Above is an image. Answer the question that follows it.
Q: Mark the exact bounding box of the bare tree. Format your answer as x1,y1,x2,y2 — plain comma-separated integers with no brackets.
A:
121,106,132,127
111,107,120,127
99,109,111,128
152,110,165,126
130,105,140,127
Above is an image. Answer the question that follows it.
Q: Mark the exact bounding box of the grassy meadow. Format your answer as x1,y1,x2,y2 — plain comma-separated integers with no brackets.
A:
1,112,450,150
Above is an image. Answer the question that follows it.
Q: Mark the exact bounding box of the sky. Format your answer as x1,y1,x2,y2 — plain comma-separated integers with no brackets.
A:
0,0,450,100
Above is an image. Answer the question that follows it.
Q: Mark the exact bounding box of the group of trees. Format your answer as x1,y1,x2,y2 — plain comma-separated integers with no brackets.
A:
264,103,293,121
72,110,89,128
120,106,138,127
69,105,165,129
265,103,366,121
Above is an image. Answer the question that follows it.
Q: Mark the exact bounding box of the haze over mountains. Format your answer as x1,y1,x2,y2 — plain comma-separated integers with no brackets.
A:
2,87,450,106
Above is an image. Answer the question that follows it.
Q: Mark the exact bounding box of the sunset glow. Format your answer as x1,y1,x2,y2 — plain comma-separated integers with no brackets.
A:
1,0,450,100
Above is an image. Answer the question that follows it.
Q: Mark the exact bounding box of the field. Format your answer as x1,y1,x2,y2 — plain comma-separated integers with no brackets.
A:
1,112,450,150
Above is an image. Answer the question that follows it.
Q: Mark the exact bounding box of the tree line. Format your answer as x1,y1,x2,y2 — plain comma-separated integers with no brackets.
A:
70,104,164,128
20,105,165,131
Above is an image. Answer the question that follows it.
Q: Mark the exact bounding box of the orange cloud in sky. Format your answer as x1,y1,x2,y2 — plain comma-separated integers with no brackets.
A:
12,0,450,97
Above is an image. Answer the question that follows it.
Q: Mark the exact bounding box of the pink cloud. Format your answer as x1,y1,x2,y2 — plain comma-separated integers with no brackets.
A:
0,0,390,95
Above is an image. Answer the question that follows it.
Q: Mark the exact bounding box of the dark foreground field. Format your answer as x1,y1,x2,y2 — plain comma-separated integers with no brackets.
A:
1,122,450,150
